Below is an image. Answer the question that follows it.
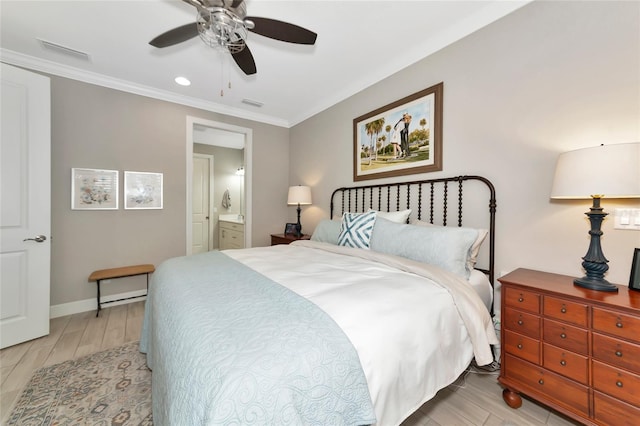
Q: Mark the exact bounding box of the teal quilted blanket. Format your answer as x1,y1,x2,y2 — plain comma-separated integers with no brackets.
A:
140,251,376,425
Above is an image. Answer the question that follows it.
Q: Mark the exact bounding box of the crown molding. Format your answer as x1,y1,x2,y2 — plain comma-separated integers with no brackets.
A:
0,49,290,128
286,0,533,126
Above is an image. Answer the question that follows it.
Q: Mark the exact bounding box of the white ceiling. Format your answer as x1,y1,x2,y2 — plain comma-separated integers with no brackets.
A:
0,0,530,128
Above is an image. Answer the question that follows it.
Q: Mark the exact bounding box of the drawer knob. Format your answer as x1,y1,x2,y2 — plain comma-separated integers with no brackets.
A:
615,350,623,357
616,381,623,388
517,343,523,349
560,333,567,339
538,379,544,385
517,319,524,325
561,305,567,313
616,322,623,328
518,297,524,302
560,360,566,366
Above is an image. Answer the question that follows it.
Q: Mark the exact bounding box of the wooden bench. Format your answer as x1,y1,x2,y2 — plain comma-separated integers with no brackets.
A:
88,264,155,317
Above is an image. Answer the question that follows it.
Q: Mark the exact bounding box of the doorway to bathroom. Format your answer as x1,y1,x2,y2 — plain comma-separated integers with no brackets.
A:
186,116,252,255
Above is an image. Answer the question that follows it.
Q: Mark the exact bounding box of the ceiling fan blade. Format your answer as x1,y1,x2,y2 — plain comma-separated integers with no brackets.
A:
231,44,257,75
149,23,199,48
245,16,317,45
230,0,244,8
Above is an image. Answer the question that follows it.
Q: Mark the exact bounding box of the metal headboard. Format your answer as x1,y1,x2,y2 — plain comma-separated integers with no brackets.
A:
330,175,497,310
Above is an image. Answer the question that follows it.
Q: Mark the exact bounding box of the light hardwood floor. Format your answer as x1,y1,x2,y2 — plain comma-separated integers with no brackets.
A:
0,301,144,424
1,301,580,426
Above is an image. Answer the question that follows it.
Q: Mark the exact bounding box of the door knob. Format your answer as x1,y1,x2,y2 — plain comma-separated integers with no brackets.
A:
23,235,47,243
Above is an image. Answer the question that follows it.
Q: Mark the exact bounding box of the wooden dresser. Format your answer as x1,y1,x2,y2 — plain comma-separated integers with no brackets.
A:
498,268,640,425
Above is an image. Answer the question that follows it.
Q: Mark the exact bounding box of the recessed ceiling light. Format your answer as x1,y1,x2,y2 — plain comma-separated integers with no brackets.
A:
174,76,191,86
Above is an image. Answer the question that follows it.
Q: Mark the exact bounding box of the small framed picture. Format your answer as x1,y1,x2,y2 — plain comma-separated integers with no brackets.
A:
124,171,163,210
71,168,119,210
284,223,297,235
630,248,640,291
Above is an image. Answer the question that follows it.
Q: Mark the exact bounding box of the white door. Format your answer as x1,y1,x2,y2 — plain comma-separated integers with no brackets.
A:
1,63,51,349
192,154,213,254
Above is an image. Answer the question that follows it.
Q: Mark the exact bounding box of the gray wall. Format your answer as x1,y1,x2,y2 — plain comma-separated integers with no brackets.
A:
290,0,640,286
51,77,289,305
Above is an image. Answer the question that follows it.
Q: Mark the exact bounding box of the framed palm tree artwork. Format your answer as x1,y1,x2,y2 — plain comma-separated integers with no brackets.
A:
353,82,443,181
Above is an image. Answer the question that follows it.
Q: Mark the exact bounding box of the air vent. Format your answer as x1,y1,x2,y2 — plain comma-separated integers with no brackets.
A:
38,39,90,60
241,98,264,107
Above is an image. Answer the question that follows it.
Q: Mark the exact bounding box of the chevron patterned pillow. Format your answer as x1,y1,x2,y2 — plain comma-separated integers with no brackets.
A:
337,211,377,249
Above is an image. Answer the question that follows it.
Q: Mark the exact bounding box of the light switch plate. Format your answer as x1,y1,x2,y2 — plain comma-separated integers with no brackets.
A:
614,208,640,230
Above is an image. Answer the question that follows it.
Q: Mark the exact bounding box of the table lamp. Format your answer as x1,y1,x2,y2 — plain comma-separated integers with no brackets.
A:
550,142,640,292
288,185,312,237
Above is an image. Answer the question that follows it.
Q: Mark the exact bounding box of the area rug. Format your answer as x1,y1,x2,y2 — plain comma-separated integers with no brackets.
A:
7,341,152,425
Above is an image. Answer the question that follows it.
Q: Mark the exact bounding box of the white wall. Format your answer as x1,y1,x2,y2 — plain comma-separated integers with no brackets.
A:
290,1,640,286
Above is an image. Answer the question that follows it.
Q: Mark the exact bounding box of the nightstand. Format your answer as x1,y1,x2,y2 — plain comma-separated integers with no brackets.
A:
498,268,640,426
270,233,310,245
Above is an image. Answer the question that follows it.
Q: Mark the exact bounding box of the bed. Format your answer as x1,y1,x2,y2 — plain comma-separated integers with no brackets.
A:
140,175,499,426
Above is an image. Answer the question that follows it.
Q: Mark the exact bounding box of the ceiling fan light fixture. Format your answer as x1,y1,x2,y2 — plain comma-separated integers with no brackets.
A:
150,0,317,76
197,8,247,53
243,19,255,30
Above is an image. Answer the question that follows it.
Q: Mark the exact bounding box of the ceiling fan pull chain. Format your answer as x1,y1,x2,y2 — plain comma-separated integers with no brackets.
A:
226,53,232,90
220,55,225,97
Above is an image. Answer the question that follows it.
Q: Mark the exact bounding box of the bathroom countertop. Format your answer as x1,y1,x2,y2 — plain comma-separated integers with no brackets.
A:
219,214,244,225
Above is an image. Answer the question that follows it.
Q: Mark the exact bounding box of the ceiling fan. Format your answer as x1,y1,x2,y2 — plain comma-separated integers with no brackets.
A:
149,0,317,75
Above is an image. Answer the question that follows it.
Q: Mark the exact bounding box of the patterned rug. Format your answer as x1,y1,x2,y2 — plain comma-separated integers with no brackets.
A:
7,341,152,425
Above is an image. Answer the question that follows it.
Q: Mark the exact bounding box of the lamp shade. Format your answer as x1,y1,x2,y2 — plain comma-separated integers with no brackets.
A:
550,142,640,199
287,185,312,205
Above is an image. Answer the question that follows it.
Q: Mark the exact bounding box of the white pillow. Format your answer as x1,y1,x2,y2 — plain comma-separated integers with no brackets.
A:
337,211,377,249
311,219,341,245
413,220,488,270
370,217,478,279
368,209,412,224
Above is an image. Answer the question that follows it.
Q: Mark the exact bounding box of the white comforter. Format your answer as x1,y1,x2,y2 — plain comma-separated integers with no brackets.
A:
226,240,498,426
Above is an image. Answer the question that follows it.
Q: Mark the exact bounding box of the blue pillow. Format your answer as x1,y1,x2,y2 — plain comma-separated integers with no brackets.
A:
338,211,377,249
311,219,341,245
369,217,478,279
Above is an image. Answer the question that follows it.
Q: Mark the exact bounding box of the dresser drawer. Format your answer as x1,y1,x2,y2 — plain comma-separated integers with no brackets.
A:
503,307,540,338
594,391,640,426
592,360,640,407
220,221,244,232
543,319,588,355
504,354,589,417
220,228,244,249
543,296,588,327
504,330,540,364
498,269,640,425
593,333,640,373
504,287,540,314
543,343,588,385
593,307,640,344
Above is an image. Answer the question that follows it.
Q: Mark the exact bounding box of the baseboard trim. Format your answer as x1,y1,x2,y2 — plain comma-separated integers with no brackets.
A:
50,290,147,319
